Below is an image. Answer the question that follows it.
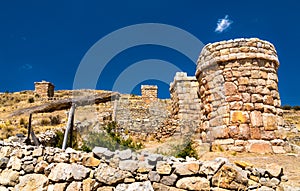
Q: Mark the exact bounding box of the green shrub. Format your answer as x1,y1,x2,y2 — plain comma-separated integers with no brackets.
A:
175,141,199,159
281,105,292,110
83,122,143,151
28,97,34,103
292,106,300,111
40,119,50,126
50,115,61,125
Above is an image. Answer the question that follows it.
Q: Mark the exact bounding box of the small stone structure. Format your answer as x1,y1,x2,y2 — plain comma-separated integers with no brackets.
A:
195,38,285,152
34,80,55,98
169,72,201,135
141,85,158,102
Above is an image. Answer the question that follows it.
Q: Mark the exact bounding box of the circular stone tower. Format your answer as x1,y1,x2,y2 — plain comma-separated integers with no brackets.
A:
196,38,285,153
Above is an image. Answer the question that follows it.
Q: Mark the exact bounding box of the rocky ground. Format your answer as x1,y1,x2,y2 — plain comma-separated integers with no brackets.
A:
200,152,300,188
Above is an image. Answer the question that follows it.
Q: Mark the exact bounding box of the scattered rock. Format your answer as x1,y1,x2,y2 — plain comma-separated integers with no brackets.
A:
211,164,248,190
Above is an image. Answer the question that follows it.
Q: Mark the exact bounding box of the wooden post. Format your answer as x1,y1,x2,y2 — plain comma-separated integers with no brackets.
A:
25,114,32,145
69,111,74,148
24,114,40,146
62,103,76,150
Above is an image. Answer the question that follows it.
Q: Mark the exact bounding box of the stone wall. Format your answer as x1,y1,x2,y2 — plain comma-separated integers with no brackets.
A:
34,81,55,98
169,72,201,136
114,94,170,141
195,38,286,153
0,141,291,191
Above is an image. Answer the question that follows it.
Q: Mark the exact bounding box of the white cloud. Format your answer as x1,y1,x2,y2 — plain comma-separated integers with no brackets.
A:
215,15,233,33
20,64,33,70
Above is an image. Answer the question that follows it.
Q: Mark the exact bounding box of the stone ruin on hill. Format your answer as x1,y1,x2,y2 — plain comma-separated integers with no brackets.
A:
22,38,293,154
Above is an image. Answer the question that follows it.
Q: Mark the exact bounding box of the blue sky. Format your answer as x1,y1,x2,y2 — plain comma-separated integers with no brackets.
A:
0,1,299,105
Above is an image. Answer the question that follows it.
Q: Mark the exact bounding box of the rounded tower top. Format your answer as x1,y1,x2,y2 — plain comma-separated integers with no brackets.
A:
196,38,279,75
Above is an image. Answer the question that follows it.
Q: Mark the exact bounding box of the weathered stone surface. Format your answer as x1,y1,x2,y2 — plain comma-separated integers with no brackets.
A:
0,169,19,186
8,156,22,171
32,147,44,157
230,111,249,123
246,140,273,154
156,161,172,175
234,161,253,169
66,182,82,191
0,157,9,169
119,160,138,172
94,163,132,184
97,187,115,191
71,163,90,180
176,177,210,191
263,114,277,130
174,161,200,176
82,156,101,167
14,174,48,191
115,181,154,191
47,183,67,191
160,173,177,186
83,178,98,191
53,152,69,163
250,111,263,127
272,146,286,154
148,171,160,182
93,147,114,159
48,163,72,182
152,182,185,191
224,82,238,96
118,149,132,160
199,158,226,176
211,164,248,190
0,186,8,191
265,163,283,178
48,163,90,182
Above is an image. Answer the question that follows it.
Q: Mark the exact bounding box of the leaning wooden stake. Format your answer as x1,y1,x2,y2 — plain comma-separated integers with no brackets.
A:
24,114,32,145
25,114,40,146
62,103,76,150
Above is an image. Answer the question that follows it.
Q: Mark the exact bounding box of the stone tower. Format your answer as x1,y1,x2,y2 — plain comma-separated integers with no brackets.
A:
34,81,55,98
141,85,158,103
195,38,285,153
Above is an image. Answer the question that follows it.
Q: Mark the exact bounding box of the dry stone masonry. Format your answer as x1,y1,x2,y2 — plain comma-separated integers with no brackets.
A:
34,81,55,98
169,72,201,136
141,85,158,103
0,141,293,191
195,38,287,153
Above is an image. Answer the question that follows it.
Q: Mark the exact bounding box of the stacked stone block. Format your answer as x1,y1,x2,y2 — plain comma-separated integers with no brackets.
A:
34,80,55,98
195,38,286,153
169,72,201,135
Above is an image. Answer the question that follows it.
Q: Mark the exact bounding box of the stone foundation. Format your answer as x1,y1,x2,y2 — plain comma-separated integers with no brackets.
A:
0,141,291,191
